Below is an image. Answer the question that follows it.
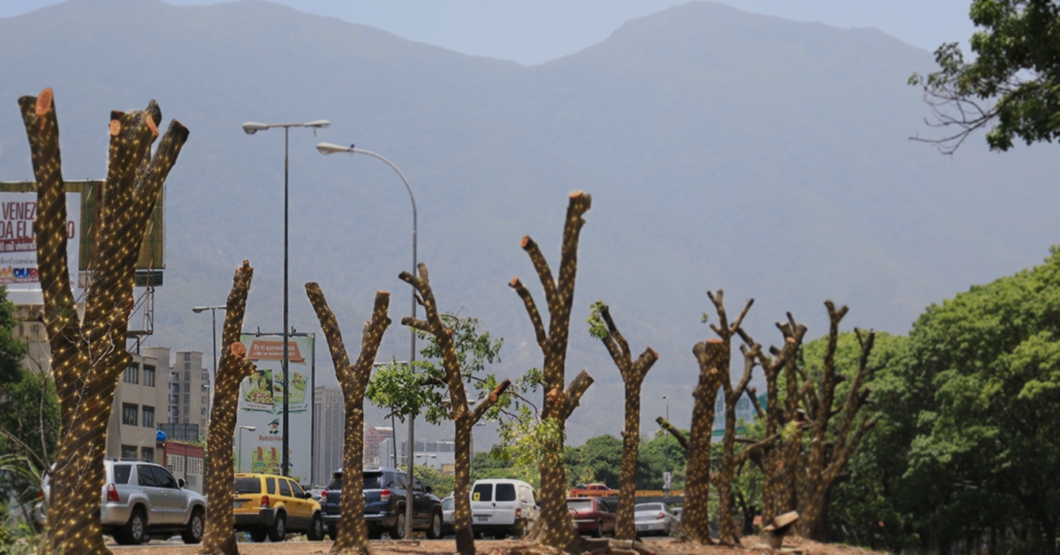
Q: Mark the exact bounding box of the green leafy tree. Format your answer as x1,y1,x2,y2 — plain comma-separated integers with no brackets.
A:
910,0,1060,153
897,248,1060,554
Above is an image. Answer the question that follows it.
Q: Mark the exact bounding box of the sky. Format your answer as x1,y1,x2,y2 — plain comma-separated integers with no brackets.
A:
0,0,978,65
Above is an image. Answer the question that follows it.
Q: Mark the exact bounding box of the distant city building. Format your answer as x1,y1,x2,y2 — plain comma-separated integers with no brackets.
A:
313,386,343,485
169,351,211,435
365,426,394,468
162,440,206,494
386,439,455,472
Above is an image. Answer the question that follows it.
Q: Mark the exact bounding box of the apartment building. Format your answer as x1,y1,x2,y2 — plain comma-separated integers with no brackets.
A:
169,351,211,436
313,386,343,485
104,347,171,462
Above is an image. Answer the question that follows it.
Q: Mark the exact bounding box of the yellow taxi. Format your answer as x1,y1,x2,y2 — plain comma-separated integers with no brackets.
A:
233,473,325,542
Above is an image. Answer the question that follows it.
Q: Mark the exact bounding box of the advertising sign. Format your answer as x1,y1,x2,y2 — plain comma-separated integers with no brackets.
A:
235,334,314,484
0,192,80,292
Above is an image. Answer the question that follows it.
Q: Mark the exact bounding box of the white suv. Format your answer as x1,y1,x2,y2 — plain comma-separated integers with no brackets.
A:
470,479,539,538
37,460,206,545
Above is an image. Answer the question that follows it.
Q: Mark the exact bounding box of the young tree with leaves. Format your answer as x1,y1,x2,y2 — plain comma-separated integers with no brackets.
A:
18,88,188,555
586,301,657,540
399,263,510,554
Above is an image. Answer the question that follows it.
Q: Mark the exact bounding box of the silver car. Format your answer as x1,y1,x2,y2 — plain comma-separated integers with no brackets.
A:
38,459,206,545
441,496,454,536
634,502,678,536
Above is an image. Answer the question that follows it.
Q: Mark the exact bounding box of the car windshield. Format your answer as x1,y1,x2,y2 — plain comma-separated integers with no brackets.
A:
442,498,454,510
567,499,593,511
234,477,261,494
635,503,664,512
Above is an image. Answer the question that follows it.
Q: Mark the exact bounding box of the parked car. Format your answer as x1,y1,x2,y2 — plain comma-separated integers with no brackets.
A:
320,468,444,540
567,497,616,537
569,483,619,498
633,502,678,536
232,473,326,542
441,496,454,536
470,479,539,538
37,459,207,545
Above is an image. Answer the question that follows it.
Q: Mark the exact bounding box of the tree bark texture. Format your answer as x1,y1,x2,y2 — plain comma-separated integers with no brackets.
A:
682,336,725,545
737,314,805,524
400,263,510,555
18,88,188,555
509,191,592,551
793,302,876,539
201,262,257,555
591,303,656,540
305,284,391,555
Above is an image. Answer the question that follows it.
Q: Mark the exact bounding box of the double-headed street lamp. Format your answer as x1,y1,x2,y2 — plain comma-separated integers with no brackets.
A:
317,142,417,539
243,119,330,476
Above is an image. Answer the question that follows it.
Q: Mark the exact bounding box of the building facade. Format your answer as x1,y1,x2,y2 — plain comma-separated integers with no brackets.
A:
169,351,211,436
365,425,394,468
105,347,172,463
313,386,343,485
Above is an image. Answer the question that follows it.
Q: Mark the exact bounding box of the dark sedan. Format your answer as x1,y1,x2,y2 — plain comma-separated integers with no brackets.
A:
567,497,616,537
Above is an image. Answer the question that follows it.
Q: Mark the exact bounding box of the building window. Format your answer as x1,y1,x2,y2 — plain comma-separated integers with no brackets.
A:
122,403,138,426
184,383,190,393
183,405,190,416
201,395,208,405
123,364,139,384
185,371,191,382
142,406,154,428
121,445,137,459
143,365,155,387
141,447,154,462
184,352,191,362
200,407,207,416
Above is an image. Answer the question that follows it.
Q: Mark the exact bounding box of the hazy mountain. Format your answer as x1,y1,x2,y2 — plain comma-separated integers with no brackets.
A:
2,0,1059,445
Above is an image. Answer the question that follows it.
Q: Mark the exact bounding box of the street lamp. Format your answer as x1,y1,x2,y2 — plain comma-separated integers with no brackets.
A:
663,395,670,496
244,119,330,477
238,425,257,473
319,142,417,539
192,305,226,419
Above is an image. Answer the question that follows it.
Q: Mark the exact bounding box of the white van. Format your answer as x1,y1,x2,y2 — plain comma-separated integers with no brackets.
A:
470,479,539,538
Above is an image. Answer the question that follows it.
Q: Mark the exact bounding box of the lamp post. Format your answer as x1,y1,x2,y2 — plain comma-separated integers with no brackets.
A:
663,395,670,496
238,425,257,473
192,305,225,419
243,119,330,477
318,142,417,539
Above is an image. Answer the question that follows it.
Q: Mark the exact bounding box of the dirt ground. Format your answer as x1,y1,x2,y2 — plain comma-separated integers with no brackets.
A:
105,536,885,555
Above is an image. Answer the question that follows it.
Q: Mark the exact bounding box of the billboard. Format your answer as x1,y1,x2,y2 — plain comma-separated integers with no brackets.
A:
235,334,315,484
0,191,80,296
0,181,165,272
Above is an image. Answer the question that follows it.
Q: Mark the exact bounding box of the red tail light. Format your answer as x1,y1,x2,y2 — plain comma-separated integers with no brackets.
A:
106,484,119,503
261,495,270,508
321,490,328,501
380,488,391,502
657,512,665,519
515,508,522,519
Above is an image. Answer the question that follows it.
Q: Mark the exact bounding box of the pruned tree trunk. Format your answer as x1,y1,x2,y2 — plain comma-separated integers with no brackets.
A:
399,263,510,555
201,262,257,555
736,313,805,525
590,303,657,540
793,302,876,539
655,417,689,452
509,191,593,551
18,88,188,555
305,284,391,555
681,291,749,544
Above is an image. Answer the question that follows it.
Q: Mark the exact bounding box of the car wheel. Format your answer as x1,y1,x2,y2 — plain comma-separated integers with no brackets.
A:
425,511,442,539
327,525,337,541
592,521,603,538
181,508,204,544
306,514,325,541
250,528,268,542
267,511,286,542
390,511,406,540
116,507,148,545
